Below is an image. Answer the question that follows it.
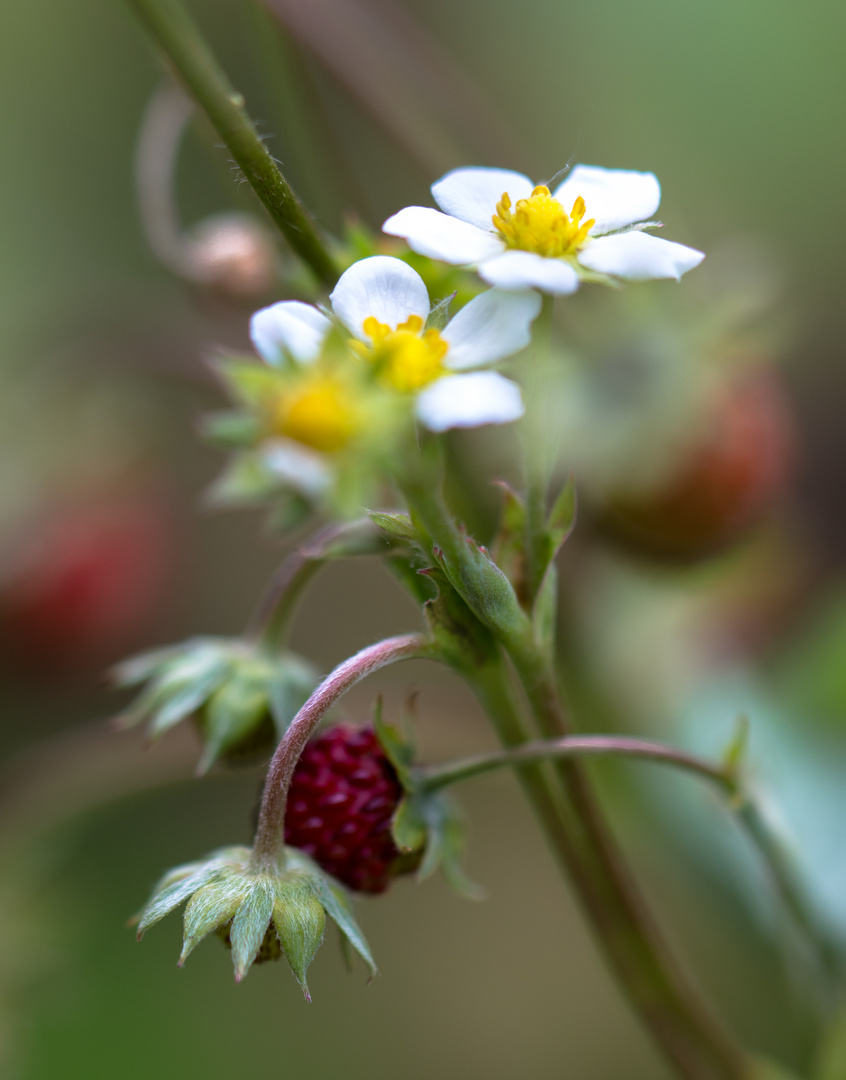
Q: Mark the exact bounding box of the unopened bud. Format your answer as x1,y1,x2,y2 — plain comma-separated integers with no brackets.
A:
186,213,277,301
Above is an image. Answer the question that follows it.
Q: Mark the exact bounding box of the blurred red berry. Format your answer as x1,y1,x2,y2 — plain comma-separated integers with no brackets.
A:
596,368,797,561
0,492,179,669
285,724,415,894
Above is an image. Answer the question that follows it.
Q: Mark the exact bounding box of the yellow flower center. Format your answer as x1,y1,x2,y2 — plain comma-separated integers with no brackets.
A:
355,314,448,393
492,185,595,258
272,376,359,453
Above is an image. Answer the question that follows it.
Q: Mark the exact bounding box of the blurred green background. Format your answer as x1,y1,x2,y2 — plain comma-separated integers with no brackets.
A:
2,0,846,1077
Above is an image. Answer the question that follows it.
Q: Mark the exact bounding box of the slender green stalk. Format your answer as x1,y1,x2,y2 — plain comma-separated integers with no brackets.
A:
125,0,339,286
523,294,556,606
400,464,748,1079
251,633,433,869
420,731,839,989
466,652,748,1080
246,518,389,650
420,733,731,793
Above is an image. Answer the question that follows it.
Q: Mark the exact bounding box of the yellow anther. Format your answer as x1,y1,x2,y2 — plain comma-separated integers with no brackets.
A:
355,314,448,393
492,187,595,259
272,376,359,453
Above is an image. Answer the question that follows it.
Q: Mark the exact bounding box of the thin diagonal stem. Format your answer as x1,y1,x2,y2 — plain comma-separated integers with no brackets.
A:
420,734,731,793
125,0,339,285
251,633,433,869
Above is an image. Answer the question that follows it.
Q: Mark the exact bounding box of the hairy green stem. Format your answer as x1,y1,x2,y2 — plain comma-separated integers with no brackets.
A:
125,0,339,285
251,633,433,869
504,633,748,1080
246,518,390,650
420,731,837,983
401,462,748,1079
523,294,556,606
420,733,731,793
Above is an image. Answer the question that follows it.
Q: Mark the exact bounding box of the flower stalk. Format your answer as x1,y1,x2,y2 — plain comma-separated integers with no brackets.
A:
250,633,433,870
419,730,838,983
125,0,339,286
400,459,749,1079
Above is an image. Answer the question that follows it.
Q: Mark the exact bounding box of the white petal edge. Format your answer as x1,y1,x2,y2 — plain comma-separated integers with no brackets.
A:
382,207,504,265
442,289,542,370
478,250,580,295
329,255,431,341
577,231,705,281
250,301,331,366
261,439,331,497
431,167,535,231
415,372,524,431
553,165,661,236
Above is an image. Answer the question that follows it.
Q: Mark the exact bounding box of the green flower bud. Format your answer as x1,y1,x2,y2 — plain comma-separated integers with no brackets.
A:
133,846,375,999
111,638,317,774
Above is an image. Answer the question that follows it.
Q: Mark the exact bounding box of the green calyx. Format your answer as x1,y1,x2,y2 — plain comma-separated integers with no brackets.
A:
111,638,317,774
372,699,483,900
133,846,376,998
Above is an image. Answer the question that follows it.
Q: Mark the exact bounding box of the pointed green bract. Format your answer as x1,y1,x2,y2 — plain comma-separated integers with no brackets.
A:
273,884,326,999
133,844,376,992
229,884,275,980
312,877,377,978
182,881,247,964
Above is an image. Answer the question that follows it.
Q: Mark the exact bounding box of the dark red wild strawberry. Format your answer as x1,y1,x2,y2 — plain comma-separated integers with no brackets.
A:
284,724,413,894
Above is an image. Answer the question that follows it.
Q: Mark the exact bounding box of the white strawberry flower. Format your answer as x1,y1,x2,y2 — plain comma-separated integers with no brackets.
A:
251,256,541,432
381,164,705,295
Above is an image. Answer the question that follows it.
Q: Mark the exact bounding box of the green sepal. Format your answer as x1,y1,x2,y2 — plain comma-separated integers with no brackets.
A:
204,451,287,507
366,509,419,545
200,409,261,448
391,790,484,901
722,714,750,778
211,356,286,405
422,566,498,673
425,292,456,331
432,531,530,645
229,885,275,981
311,872,377,979
181,880,247,965
372,695,416,788
491,481,529,604
273,883,326,1000
546,475,578,555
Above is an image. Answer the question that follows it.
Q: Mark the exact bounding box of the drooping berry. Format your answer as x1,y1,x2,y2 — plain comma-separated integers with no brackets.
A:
284,724,414,894
594,368,796,562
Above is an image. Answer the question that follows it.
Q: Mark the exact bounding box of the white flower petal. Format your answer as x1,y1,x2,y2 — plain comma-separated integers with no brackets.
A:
578,231,705,281
250,301,331,366
382,207,504,265
416,372,524,431
442,289,542,370
431,167,535,231
478,251,580,295
262,439,331,496
553,165,661,235
329,255,430,341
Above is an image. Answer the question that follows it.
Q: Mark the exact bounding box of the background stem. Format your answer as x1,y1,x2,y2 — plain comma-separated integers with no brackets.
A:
125,0,339,286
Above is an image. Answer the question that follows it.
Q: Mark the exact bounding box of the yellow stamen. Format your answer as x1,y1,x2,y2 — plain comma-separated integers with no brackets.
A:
492,185,595,258
271,376,359,453
354,315,448,393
